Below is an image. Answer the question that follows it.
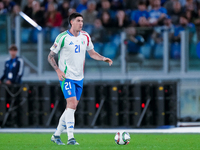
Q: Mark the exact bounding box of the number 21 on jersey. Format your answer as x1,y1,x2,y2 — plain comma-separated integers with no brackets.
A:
75,45,80,53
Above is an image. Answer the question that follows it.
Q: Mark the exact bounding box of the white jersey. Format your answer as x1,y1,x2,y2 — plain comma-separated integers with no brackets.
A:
50,30,94,80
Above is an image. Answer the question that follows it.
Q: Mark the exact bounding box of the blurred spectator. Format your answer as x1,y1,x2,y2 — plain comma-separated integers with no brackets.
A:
81,0,98,25
194,8,200,26
98,0,116,19
23,0,34,18
32,0,45,27
168,1,184,25
100,10,116,28
194,8,200,40
110,0,124,10
23,0,34,27
46,2,62,27
173,14,195,42
0,44,24,85
149,0,167,26
2,0,16,13
91,18,108,43
152,16,174,52
76,0,88,13
116,10,130,28
59,0,70,31
131,1,150,27
185,9,197,23
12,4,20,16
68,7,76,16
163,0,177,14
125,27,144,63
123,0,141,10
10,4,20,29
57,0,70,19
70,0,80,9
184,0,197,12
41,0,57,11
0,1,7,14
147,0,154,11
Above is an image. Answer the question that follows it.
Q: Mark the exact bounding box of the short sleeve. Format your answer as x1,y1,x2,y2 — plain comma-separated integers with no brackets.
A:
50,32,67,54
82,33,94,51
87,34,94,51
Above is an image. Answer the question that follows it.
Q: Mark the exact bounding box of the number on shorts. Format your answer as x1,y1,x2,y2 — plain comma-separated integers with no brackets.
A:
65,82,72,90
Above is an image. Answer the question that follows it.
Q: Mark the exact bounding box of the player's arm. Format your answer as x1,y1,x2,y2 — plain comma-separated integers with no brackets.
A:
87,49,113,66
48,51,65,81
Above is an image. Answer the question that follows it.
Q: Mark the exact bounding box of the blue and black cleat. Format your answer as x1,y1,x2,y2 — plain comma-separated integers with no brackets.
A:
51,135,65,145
67,138,79,145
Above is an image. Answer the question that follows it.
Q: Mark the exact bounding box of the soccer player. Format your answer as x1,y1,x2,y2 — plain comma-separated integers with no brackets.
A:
0,44,24,85
48,12,113,145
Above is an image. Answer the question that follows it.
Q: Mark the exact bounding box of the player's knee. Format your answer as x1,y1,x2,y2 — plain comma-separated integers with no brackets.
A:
66,102,77,110
66,97,78,109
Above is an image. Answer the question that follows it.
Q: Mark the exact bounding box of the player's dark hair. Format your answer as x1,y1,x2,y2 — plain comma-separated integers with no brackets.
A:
68,12,83,26
9,44,18,51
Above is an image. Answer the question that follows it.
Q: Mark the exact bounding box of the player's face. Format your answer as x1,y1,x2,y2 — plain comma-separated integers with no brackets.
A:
71,17,83,31
9,49,17,59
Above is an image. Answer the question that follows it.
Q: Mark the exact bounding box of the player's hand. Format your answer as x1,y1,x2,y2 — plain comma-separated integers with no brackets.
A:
56,69,66,81
103,57,113,66
6,80,11,85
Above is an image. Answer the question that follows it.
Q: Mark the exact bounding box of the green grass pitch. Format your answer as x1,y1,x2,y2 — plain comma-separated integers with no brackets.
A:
0,133,199,150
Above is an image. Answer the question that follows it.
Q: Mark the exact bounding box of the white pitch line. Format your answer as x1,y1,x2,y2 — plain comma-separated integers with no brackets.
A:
0,127,200,133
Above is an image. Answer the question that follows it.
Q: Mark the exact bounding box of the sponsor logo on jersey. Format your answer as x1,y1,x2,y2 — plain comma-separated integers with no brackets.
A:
53,43,57,49
68,90,71,95
69,41,74,45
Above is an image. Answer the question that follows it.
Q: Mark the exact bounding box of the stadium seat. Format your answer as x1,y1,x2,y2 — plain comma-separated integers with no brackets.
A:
31,28,39,43
0,28,6,43
189,42,197,59
127,40,140,54
154,43,163,59
170,42,181,59
196,41,200,59
140,44,152,59
111,34,121,47
102,42,118,59
21,28,32,43
86,42,103,59
83,24,94,35
50,27,60,43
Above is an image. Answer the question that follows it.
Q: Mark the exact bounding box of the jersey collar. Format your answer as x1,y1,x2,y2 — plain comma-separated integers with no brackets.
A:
67,30,80,37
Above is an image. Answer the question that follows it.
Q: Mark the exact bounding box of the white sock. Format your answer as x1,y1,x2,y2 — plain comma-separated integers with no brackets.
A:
54,109,67,136
65,108,75,140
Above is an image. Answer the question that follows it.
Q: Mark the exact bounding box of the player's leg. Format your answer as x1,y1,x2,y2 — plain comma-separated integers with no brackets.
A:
51,79,76,145
66,83,83,145
53,109,67,135
51,109,67,145
65,96,79,145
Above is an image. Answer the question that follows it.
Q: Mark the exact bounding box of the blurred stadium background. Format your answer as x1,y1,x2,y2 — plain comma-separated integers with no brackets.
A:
0,0,200,130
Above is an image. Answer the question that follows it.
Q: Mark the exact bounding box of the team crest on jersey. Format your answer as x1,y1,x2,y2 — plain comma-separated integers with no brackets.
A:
81,41,85,45
13,62,16,67
68,90,71,95
53,43,57,49
81,38,85,45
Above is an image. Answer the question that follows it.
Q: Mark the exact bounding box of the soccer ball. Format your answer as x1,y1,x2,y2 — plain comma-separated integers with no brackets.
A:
114,131,130,145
